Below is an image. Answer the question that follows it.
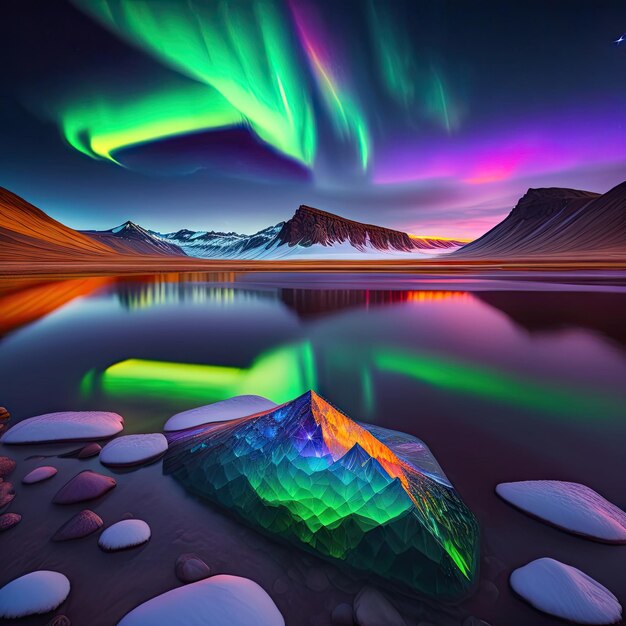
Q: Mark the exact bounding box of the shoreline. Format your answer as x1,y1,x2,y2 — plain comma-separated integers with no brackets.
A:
2,256,626,278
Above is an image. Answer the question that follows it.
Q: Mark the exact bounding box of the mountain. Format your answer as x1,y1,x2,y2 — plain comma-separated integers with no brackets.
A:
455,182,626,259
83,221,186,256
157,205,466,259
0,187,116,262
154,224,282,259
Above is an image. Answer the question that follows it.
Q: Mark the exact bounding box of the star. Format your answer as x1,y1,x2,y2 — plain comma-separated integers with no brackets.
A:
615,33,626,45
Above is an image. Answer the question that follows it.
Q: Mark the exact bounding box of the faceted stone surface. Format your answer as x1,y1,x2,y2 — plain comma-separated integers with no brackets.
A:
165,391,479,601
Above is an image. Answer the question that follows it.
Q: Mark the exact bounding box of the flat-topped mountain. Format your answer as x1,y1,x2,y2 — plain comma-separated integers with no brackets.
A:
275,205,460,252
456,183,626,259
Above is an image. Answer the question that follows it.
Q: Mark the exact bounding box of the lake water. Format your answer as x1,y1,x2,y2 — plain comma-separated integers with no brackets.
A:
1,272,626,625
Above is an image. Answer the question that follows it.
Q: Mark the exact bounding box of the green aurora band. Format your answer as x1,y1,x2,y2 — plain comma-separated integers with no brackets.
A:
83,341,625,421
68,0,316,166
53,0,459,175
62,80,243,163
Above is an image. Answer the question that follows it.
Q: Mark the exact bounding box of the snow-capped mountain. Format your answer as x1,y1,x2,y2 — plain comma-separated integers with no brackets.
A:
153,224,283,259
82,221,186,256
153,205,466,259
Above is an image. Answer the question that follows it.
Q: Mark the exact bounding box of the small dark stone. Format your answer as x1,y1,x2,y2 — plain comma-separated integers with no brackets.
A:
52,470,116,504
479,581,499,604
53,509,103,541
0,456,16,478
47,616,71,626
0,512,21,532
287,567,304,583
482,556,505,580
306,567,329,592
272,577,290,595
175,553,211,583
331,602,354,625
0,480,15,508
353,587,406,626
78,443,102,459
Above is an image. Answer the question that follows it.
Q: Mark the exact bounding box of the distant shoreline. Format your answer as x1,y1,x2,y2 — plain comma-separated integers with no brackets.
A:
2,256,626,278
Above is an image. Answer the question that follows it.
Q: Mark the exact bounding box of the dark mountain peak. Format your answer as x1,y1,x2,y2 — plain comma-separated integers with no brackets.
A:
83,220,186,256
511,187,599,221
277,204,419,252
109,220,146,235
456,181,626,259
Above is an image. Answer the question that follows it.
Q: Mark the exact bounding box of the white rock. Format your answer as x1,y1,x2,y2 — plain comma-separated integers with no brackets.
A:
99,519,151,551
496,480,626,543
510,558,621,625
163,395,277,432
100,434,168,467
22,466,58,484
0,571,70,618
118,574,284,626
1,411,124,444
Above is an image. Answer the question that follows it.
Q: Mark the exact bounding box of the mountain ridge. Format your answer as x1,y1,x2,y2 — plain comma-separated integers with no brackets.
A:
156,204,466,259
0,187,117,262
455,182,626,259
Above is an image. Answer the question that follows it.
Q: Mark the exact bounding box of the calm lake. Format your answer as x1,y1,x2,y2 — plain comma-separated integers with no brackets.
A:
1,271,626,625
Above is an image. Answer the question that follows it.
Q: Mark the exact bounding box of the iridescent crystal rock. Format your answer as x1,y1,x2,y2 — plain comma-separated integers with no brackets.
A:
165,391,479,600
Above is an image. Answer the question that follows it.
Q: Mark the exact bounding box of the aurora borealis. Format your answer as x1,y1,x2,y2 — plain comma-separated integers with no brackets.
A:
1,1,625,237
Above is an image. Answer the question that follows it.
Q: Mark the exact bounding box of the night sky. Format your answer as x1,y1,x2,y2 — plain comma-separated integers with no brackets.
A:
1,0,625,238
